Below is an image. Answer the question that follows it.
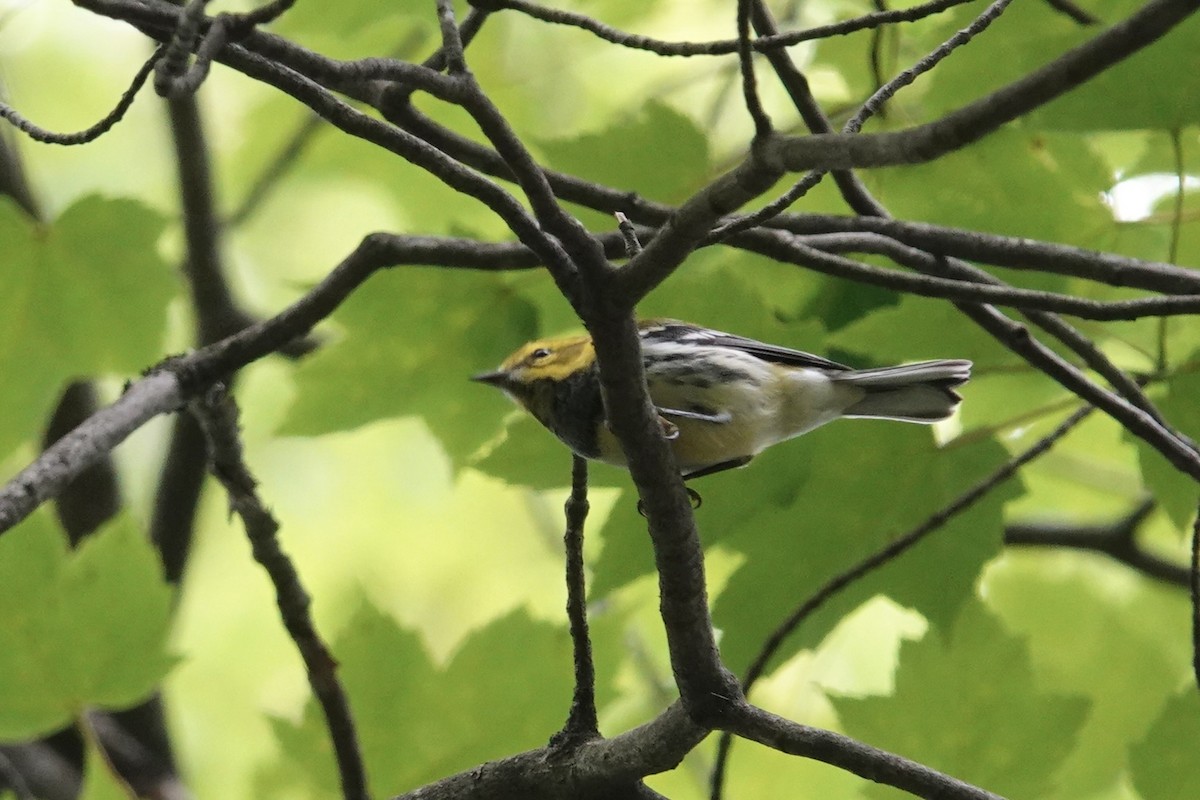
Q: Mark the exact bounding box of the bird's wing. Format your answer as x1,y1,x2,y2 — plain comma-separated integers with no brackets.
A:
639,319,852,372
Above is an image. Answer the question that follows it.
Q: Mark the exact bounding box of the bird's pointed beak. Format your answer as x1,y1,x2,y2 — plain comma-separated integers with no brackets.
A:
471,369,512,390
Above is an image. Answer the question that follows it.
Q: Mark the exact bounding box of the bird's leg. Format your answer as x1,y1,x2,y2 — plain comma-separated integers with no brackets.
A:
635,457,752,516
637,488,702,518
635,409,741,515
681,456,754,481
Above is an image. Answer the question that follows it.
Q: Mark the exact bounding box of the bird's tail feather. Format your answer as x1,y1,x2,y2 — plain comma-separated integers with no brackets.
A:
835,360,971,423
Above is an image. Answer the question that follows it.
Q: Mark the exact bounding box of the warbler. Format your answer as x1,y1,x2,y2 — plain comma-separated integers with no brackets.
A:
473,320,971,480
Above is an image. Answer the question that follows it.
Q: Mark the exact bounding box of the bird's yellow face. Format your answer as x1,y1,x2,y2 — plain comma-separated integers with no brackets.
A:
500,335,595,381
472,334,596,405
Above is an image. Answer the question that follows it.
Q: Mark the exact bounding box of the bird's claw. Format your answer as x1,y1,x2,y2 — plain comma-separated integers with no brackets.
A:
636,486,702,517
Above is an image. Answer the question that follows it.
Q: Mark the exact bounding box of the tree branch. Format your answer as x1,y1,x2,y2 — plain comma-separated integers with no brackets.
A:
745,230,1200,320
468,0,980,58
717,0,1017,237
767,0,1199,170
0,372,184,534
0,45,163,145
1005,499,1191,588
722,705,1006,800
773,215,1200,294
189,385,368,800
551,456,600,747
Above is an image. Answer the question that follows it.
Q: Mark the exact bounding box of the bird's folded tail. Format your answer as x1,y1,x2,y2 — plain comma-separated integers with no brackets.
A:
834,360,972,423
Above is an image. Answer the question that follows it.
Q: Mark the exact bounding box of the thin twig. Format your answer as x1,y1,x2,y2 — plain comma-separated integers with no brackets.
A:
433,0,607,302
721,705,1006,800
0,45,164,145
1191,503,1200,691
189,385,368,800
469,0,980,58
746,231,1200,320
748,0,887,216
615,212,643,257
771,215,1200,294
736,0,772,137
551,456,600,747
1042,0,1099,25
235,0,297,29
154,0,228,97
714,0,1017,238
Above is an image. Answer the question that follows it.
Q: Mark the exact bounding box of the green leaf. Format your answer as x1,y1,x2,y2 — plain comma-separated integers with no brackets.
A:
865,129,1113,247
1031,10,1200,131
832,600,1091,800
0,512,72,738
713,425,1013,673
0,196,174,459
917,0,1200,131
1130,690,1200,800
538,101,709,205
267,603,581,797
984,548,1192,798
0,513,174,739
282,268,538,465
57,517,177,708
1130,370,1200,530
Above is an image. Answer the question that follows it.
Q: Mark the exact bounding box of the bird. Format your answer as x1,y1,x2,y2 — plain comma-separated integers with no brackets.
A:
473,319,970,481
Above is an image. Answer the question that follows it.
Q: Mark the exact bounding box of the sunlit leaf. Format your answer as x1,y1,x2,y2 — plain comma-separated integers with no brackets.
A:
0,196,173,459
832,600,1090,800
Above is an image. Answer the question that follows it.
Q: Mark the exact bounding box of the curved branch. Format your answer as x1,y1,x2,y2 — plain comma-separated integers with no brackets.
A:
468,0,979,58
0,45,163,145
717,0,1017,237
1005,499,1190,587
767,0,1199,170
722,705,1006,800
73,0,582,301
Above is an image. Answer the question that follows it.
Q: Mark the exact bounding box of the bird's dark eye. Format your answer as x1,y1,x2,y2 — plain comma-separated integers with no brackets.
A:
530,347,552,361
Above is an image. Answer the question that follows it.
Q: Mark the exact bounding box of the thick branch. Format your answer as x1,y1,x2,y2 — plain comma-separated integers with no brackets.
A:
1005,500,1190,587
0,372,184,533
583,312,743,720
767,0,1199,170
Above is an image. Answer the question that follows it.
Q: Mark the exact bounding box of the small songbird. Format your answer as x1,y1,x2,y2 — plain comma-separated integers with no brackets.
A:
473,319,971,480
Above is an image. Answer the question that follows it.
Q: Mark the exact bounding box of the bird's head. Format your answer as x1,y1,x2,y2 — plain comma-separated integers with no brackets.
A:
472,333,596,413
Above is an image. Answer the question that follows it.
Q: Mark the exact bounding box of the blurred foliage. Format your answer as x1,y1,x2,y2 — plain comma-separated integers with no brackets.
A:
0,511,173,739
0,0,1197,799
